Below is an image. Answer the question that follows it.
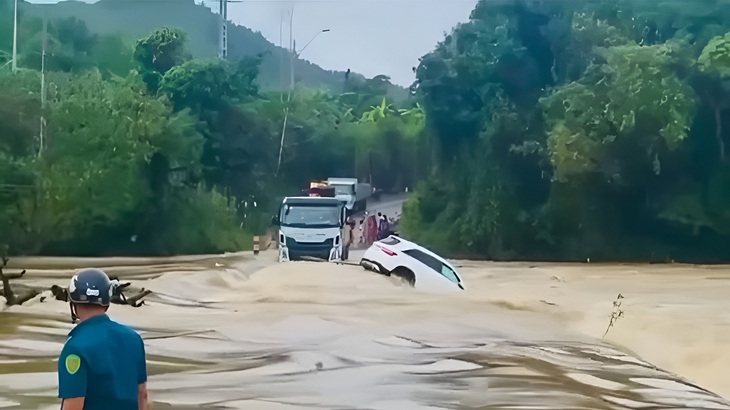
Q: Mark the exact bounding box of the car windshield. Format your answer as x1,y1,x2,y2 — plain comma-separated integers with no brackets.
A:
281,205,340,228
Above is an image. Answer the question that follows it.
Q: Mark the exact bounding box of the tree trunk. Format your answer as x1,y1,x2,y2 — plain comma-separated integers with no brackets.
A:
0,272,17,305
715,107,725,161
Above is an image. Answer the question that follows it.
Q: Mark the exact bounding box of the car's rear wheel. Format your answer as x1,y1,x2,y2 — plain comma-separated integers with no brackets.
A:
360,259,385,275
391,267,415,287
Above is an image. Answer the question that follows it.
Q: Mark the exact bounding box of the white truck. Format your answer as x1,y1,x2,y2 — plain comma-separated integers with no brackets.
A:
273,196,347,262
325,177,372,216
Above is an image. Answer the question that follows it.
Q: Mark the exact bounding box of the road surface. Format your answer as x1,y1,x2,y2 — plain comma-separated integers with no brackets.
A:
364,192,409,219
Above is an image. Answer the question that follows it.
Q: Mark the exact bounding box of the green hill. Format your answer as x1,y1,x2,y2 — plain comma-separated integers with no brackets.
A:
17,0,407,98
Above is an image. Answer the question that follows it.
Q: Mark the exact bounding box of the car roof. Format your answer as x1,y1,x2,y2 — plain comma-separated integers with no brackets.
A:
379,236,459,272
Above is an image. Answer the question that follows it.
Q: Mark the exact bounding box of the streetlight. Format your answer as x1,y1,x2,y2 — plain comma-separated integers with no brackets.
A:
289,28,329,92
296,28,330,58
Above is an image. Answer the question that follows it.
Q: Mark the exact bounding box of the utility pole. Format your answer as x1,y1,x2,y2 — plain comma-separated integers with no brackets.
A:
218,0,227,59
39,16,46,157
290,39,295,94
279,5,285,102
275,6,295,177
217,0,243,60
275,24,331,176
12,0,18,72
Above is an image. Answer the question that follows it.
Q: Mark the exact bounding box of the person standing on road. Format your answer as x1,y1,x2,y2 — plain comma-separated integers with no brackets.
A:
342,217,354,260
377,212,384,240
378,212,391,240
358,219,365,246
381,213,391,239
58,268,149,410
366,214,378,245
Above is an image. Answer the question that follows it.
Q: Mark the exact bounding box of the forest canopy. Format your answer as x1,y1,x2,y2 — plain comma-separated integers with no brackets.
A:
2,0,730,262
402,0,730,262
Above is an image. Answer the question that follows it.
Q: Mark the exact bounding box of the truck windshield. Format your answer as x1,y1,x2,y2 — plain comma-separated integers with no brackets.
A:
281,205,340,228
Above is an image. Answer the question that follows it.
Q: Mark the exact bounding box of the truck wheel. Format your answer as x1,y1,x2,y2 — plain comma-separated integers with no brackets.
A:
391,267,415,287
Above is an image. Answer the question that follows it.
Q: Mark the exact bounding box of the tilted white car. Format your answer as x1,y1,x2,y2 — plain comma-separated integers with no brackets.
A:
360,236,465,291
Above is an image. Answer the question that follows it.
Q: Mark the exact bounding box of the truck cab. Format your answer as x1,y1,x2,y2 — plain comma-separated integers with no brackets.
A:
273,196,347,262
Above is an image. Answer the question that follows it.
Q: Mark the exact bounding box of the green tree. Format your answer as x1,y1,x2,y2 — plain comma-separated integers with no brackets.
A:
133,27,191,93
403,0,730,261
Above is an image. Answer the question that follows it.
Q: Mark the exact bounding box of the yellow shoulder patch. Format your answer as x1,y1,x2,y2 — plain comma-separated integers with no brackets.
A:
65,354,81,375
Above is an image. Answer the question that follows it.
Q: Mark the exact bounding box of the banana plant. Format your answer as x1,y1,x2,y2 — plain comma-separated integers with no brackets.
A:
359,97,396,122
398,102,425,123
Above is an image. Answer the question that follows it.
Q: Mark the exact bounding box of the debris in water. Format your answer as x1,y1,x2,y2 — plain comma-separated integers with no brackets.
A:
0,245,151,308
0,246,39,306
603,293,625,339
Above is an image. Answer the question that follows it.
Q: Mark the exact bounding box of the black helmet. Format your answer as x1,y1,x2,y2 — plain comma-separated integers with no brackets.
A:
68,268,112,306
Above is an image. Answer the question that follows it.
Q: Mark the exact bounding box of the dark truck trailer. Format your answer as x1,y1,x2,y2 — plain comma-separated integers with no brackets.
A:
326,178,372,217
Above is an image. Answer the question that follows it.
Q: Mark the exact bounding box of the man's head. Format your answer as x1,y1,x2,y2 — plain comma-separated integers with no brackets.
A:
378,212,382,217
68,268,113,323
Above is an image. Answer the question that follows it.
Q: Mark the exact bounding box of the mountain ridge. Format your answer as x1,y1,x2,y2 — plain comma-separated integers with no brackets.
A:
22,0,408,98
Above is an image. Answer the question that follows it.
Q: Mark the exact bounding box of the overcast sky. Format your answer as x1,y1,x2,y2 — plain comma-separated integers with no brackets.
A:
29,0,478,86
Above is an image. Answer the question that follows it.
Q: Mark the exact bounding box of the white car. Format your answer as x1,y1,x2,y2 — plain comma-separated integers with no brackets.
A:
360,236,464,291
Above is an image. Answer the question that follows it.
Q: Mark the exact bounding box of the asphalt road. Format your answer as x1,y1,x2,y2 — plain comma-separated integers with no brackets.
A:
356,192,409,221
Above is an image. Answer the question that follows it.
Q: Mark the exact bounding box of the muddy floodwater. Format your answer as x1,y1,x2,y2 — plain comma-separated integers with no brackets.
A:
1,250,730,409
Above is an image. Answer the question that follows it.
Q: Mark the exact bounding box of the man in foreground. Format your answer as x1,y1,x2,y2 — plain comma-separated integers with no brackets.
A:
58,268,148,410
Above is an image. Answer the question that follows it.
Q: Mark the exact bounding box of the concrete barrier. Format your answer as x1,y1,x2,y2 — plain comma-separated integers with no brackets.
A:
251,231,274,253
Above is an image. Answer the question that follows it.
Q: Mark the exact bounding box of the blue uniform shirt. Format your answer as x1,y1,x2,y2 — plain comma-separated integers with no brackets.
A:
58,314,147,410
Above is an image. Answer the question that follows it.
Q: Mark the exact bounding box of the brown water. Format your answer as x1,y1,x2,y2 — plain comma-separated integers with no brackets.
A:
1,250,729,409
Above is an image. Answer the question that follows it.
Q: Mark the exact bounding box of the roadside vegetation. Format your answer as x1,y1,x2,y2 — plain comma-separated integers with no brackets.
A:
402,0,730,262
2,0,730,262
0,1,424,256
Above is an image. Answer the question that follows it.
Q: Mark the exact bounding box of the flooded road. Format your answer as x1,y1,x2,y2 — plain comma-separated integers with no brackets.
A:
1,250,730,409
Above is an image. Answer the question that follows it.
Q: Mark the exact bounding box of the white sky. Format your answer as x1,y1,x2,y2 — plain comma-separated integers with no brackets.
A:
29,0,478,86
